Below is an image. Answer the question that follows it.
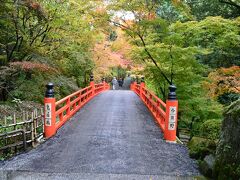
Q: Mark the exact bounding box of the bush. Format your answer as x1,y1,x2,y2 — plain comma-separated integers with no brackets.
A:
188,137,216,160
8,70,79,103
200,119,222,140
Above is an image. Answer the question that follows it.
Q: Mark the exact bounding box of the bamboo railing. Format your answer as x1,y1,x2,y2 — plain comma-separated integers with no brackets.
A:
0,109,44,158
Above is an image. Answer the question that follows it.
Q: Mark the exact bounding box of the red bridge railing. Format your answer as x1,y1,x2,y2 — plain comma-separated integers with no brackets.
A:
44,78,110,138
131,79,178,143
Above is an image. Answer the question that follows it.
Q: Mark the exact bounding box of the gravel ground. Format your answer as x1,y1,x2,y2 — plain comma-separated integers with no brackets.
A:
0,90,200,179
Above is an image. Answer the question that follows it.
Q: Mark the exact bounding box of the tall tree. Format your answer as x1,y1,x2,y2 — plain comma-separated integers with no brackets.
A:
186,0,240,20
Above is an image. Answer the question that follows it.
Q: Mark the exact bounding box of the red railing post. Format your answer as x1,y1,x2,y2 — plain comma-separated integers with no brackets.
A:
149,94,153,109
66,97,70,117
102,77,106,90
164,85,178,142
133,81,137,92
130,77,136,91
44,83,56,138
140,77,145,99
136,76,139,85
90,74,95,97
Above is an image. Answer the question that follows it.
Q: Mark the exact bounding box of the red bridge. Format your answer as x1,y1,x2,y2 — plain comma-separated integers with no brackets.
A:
0,76,199,179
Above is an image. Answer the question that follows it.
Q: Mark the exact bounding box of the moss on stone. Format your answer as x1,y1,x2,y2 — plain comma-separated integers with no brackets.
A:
214,100,240,179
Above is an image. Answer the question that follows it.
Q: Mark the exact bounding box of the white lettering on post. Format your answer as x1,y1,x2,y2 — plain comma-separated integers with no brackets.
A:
45,103,52,126
168,106,176,130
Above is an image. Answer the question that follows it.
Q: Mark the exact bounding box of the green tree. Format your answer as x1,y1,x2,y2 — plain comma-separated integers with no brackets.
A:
186,0,240,20
0,0,107,102
0,0,50,64
172,16,240,68
108,1,224,136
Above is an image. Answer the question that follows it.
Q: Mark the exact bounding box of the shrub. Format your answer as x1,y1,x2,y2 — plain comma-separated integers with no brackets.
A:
188,137,216,160
200,119,222,140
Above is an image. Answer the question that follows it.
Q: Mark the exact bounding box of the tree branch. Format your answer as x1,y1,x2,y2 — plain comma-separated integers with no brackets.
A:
8,11,20,62
169,45,174,84
29,24,50,46
136,32,172,84
219,0,240,9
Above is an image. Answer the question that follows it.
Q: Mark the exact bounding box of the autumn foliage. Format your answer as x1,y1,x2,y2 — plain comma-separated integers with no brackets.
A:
207,66,240,98
92,29,139,80
10,61,58,74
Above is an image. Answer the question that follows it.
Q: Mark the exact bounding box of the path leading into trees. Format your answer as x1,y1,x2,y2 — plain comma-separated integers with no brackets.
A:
0,91,199,179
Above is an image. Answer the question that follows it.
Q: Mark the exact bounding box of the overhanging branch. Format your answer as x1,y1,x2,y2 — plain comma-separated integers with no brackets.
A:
219,0,240,9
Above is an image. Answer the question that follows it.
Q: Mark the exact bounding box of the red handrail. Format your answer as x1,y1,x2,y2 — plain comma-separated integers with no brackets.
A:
141,86,166,131
131,82,178,142
95,83,106,94
55,86,93,130
44,81,110,138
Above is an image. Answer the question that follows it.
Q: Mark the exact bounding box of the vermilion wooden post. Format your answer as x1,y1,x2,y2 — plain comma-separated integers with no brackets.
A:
90,74,95,97
130,77,135,91
136,76,139,85
44,83,56,138
66,97,70,117
140,77,145,99
164,85,178,142
133,81,137,92
102,77,106,90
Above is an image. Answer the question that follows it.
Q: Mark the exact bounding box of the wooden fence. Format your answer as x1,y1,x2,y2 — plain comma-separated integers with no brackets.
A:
0,109,44,158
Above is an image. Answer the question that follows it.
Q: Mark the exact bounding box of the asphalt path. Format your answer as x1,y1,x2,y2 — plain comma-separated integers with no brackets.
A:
0,90,200,179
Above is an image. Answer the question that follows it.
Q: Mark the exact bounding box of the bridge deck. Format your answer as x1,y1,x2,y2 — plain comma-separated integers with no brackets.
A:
0,91,199,179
